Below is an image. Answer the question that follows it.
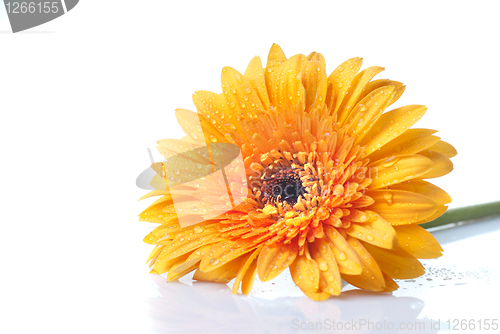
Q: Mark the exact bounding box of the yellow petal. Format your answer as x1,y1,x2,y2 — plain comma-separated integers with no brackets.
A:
366,129,440,162
257,240,298,281
362,242,425,279
267,54,307,111
337,66,385,125
324,226,362,275
139,195,178,224
151,251,190,275
366,189,439,225
232,248,261,294
341,236,385,291
309,238,342,296
427,140,457,158
138,189,170,201
381,273,399,292
221,66,265,118
418,150,454,179
193,257,243,283
328,57,363,114
173,244,213,273
358,79,405,107
244,56,270,110
368,154,434,189
360,105,428,157
175,108,228,145
418,205,448,223
394,224,443,259
167,255,198,282
241,253,259,294
345,211,398,249
302,53,327,112
389,179,452,205
344,86,395,142
199,238,260,272
303,290,332,301
289,249,320,293
265,43,286,73
192,91,232,136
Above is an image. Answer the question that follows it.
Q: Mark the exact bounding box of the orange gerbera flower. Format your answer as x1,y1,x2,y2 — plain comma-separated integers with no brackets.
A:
139,44,456,301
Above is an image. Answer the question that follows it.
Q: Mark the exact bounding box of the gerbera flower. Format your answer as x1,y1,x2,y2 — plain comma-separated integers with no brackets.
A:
139,44,456,301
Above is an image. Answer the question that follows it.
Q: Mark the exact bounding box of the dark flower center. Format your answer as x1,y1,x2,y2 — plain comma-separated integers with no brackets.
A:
262,169,305,205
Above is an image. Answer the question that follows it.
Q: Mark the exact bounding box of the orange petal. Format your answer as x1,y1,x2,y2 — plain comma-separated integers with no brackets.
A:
362,242,425,279
381,273,399,292
199,238,260,272
337,66,385,125
244,56,270,110
173,244,213,273
345,211,398,249
167,255,198,282
151,252,190,275
289,249,320,293
193,256,243,283
389,179,452,205
427,140,457,158
366,189,439,225
394,224,443,259
360,105,428,157
241,252,260,294
418,150,454,179
257,240,298,281
368,154,434,189
309,238,342,296
341,237,385,291
192,91,232,135
366,129,440,162
232,248,261,294
303,290,332,301
324,226,362,275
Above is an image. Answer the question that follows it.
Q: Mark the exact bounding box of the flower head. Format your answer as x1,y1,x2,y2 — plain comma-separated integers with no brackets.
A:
140,44,456,300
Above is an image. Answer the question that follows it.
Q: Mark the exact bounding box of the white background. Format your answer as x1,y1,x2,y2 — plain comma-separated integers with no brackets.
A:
1,1,499,333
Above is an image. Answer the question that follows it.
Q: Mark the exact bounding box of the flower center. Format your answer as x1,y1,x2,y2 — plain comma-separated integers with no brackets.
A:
262,169,305,205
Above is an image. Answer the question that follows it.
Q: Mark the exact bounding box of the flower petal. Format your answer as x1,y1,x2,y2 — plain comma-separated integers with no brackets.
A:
362,242,425,279
193,257,243,283
324,226,362,275
394,224,443,259
232,247,261,294
309,238,342,296
360,105,428,157
344,86,395,142
366,189,439,225
368,154,435,189
221,66,265,118
303,53,327,112
366,129,440,162
265,43,286,73
328,57,363,113
175,108,229,145
199,238,260,272
337,66,385,125
303,290,332,301
345,211,398,249
381,273,399,292
241,252,260,294
358,79,405,107
267,54,307,111
244,56,270,110
427,140,457,158
289,249,320,293
389,179,451,205
341,236,385,291
257,240,298,281
418,150,454,179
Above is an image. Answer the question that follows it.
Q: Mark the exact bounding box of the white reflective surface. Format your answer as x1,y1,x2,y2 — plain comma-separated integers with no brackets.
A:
142,217,500,333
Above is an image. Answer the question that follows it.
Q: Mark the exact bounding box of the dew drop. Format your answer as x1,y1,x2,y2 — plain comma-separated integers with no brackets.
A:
338,251,347,261
366,235,374,241
194,226,204,234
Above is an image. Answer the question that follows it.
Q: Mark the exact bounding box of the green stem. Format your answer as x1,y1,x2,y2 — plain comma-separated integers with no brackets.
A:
420,200,500,229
